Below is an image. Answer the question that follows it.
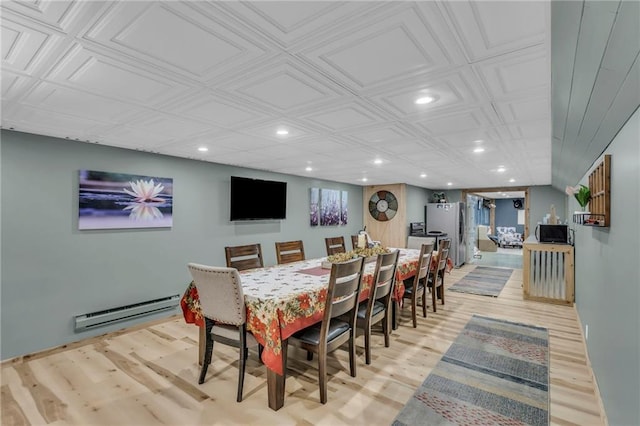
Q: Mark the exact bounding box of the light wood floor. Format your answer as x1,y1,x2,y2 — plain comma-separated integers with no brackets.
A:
2,264,605,425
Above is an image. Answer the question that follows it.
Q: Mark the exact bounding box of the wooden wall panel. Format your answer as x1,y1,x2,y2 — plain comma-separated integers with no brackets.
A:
363,184,407,248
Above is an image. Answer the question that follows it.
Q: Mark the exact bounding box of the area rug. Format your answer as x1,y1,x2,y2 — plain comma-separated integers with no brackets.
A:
448,266,513,297
392,315,549,426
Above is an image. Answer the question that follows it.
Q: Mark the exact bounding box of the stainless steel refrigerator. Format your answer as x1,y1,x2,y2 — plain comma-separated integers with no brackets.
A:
426,202,466,267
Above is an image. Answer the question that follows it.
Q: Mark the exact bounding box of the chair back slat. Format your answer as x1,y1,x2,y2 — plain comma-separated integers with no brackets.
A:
414,243,434,283
371,250,400,301
275,240,305,264
187,263,245,325
324,258,365,319
325,236,346,256
225,244,263,271
351,235,359,250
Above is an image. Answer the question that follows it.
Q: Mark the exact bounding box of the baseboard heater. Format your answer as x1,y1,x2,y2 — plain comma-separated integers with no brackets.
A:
74,294,180,332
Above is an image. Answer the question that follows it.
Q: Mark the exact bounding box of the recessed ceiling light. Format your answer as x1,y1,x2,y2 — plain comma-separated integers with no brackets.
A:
420,173,427,178
497,166,506,173
361,177,368,182
509,178,516,183
374,158,383,165
197,147,208,152
473,147,485,153
473,139,484,144
415,95,435,105
276,128,289,136
502,193,507,197
305,166,312,172
447,182,453,186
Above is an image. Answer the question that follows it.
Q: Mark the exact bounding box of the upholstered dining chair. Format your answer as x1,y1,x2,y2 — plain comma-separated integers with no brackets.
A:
287,256,365,404
225,243,264,271
356,250,399,365
187,263,258,402
325,236,346,256
274,240,305,264
428,239,450,311
402,243,434,328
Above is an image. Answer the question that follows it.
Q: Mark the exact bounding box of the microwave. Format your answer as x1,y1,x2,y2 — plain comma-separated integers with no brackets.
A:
536,224,568,244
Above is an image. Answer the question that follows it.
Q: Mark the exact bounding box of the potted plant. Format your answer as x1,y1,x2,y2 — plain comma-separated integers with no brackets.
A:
566,184,591,212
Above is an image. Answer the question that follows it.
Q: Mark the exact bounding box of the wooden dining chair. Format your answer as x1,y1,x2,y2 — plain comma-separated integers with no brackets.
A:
274,240,305,264
351,235,359,250
325,236,346,256
356,250,399,365
428,238,450,311
187,263,258,402
402,243,434,328
225,244,264,271
287,256,365,404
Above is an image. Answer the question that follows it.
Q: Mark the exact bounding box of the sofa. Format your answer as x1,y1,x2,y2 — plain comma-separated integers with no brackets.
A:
477,225,498,252
496,226,523,248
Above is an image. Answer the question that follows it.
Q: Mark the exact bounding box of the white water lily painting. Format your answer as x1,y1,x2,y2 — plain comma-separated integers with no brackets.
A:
78,170,173,230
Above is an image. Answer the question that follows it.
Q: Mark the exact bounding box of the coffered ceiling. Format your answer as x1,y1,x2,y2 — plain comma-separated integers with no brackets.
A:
1,1,553,189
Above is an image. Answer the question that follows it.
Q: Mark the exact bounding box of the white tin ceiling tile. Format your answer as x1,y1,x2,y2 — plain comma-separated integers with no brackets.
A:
344,124,413,145
414,107,495,136
21,81,144,122
1,69,28,100
299,101,386,131
473,45,549,99
169,92,270,129
1,16,57,73
227,57,342,112
82,2,267,80
2,104,108,135
124,114,214,140
216,1,373,48
370,69,481,119
302,3,464,90
43,43,187,105
507,119,551,140
437,128,503,148
441,0,547,62
495,96,550,123
1,0,93,32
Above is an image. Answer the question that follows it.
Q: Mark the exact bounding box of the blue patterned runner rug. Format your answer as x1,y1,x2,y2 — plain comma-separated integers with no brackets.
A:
392,315,549,426
448,266,513,297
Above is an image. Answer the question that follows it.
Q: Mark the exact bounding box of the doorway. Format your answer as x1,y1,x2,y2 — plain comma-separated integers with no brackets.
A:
462,186,529,268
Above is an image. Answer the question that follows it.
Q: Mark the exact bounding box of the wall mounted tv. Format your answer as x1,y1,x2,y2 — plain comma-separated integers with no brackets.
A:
230,176,287,221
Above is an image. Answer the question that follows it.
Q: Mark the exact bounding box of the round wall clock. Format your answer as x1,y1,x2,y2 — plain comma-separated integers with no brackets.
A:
369,190,398,221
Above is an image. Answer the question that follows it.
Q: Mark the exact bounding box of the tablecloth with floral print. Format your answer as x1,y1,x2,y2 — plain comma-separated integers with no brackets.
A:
181,249,427,375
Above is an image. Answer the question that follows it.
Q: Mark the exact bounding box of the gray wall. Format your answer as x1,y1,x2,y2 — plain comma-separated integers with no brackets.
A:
571,109,639,426
529,185,567,230
406,184,431,225
0,130,364,360
495,198,524,234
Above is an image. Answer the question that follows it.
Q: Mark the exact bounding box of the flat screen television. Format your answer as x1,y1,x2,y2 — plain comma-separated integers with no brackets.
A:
230,176,287,221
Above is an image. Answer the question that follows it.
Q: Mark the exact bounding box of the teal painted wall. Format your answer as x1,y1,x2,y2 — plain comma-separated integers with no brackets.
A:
571,109,640,426
0,130,364,360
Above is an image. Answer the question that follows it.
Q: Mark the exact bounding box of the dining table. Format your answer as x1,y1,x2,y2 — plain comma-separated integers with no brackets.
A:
180,248,449,410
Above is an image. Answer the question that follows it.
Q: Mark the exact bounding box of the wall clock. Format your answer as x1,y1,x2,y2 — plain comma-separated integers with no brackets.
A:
369,190,398,221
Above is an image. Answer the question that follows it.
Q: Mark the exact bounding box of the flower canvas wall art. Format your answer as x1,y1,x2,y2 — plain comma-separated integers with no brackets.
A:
78,170,173,230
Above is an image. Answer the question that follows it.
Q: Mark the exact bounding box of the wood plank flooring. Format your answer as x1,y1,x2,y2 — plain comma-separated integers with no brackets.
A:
1,264,605,425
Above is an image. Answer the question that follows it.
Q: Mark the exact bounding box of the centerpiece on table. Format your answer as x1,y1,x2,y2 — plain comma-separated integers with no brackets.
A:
322,246,390,269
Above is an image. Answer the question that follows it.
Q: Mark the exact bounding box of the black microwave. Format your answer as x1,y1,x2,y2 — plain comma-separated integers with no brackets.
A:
536,224,568,244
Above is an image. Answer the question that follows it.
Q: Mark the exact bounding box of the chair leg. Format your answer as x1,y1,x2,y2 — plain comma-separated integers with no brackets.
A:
431,283,437,313
199,318,215,384
422,287,428,317
318,349,327,404
440,274,445,305
364,323,372,365
237,325,246,402
411,294,417,328
307,351,313,361
383,312,391,347
349,328,357,377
